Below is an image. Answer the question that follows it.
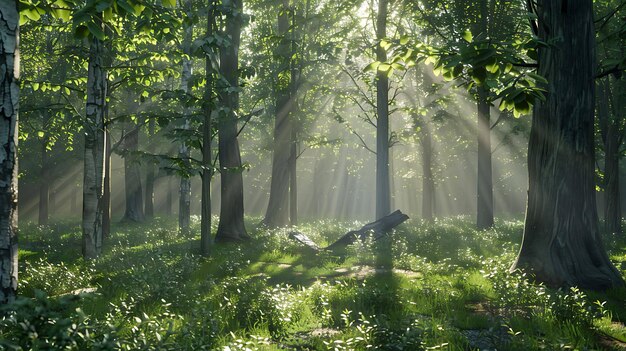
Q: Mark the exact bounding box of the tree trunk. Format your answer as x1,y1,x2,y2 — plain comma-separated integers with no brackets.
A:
375,0,390,220
264,0,292,228
201,4,216,256
289,138,297,225
476,87,494,229
421,121,434,221
166,176,173,216
511,0,624,289
598,78,622,235
122,124,144,222
144,119,155,219
82,35,107,260
38,113,49,226
475,0,493,229
178,1,193,235
0,0,19,304
216,0,249,242
102,130,111,238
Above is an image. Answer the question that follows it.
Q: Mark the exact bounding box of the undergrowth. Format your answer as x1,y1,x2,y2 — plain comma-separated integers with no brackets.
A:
1,216,625,350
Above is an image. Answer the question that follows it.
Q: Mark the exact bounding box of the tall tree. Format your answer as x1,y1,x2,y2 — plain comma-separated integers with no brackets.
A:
216,0,249,241
82,29,107,259
597,77,624,235
144,118,155,219
264,0,293,227
474,0,493,229
0,0,19,304
121,120,144,222
178,0,193,235
511,0,624,289
201,1,216,256
375,0,390,220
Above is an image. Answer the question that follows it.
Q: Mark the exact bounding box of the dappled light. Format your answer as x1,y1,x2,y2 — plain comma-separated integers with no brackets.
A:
1,0,625,349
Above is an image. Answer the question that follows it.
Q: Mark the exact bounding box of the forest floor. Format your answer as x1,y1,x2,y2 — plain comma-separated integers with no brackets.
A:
2,216,626,350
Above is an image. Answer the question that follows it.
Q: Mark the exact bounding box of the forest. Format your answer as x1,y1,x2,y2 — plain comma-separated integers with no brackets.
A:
1,0,626,349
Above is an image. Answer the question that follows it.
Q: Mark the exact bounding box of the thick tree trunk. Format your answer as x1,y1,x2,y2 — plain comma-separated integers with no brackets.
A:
201,5,216,256
144,119,155,219
178,7,193,235
375,0,390,220
511,0,624,290
0,0,19,304
122,125,144,222
38,113,49,226
264,1,292,228
476,87,494,229
216,0,249,242
82,35,107,260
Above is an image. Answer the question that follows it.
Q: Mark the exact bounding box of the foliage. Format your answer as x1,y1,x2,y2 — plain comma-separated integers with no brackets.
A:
4,217,625,350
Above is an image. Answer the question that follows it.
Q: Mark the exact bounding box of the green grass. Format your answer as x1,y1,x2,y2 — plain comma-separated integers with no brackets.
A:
1,216,625,350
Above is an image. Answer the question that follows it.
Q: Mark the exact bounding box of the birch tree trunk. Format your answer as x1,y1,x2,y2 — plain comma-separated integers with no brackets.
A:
82,35,107,260
216,0,249,241
375,0,390,220
0,0,19,304
511,0,624,289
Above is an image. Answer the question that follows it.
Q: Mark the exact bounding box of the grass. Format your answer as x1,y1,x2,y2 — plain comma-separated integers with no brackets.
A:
1,215,625,350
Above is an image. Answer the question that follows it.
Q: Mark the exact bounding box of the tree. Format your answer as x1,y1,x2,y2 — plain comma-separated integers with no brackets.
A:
82,31,107,259
216,0,249,242
201,1,217,256
511,0,624,289
375,0,390,220
121,117,144,222
0,0,19,304
178,0,193,235
264,0,294,227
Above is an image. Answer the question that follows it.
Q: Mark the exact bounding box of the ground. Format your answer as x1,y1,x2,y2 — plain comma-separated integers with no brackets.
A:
2,216,625,350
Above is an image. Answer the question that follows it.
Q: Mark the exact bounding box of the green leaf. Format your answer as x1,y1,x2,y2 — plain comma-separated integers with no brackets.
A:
162,0,176,7
87,21,106,41
32,82,40,91
37,131,45,138
462,30,473,43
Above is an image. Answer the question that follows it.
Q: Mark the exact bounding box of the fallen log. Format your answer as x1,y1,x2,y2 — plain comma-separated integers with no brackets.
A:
288,210,409,252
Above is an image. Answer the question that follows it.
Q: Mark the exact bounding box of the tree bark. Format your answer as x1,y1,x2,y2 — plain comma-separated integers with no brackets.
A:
375,0,390,220
122,124,144,222
421,121,435,221
598,78,622,235
38,112,49,226
264,0,292,228
82,34,107,260
178,1,193,235
201,3,216,256
0,0,19,304
476,87,494,229
511,0,624,290
475,0,494,229
144,119,155,219
216,0,249,242
102,130,111,238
